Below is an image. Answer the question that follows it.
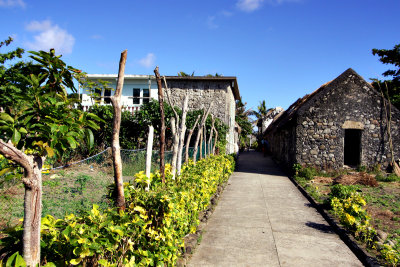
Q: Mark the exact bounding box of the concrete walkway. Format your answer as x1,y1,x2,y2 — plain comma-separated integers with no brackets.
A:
188,151,362,266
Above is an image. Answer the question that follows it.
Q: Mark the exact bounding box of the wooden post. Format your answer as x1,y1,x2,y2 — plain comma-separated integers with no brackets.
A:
185,115,200,163
145,125,154,191
154,66,166,183
110,50,127,210
177,93,189,175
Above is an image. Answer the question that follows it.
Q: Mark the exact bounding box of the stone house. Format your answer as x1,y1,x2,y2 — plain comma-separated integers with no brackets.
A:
264,68,400,170
163,76,240,154
81,75,240,154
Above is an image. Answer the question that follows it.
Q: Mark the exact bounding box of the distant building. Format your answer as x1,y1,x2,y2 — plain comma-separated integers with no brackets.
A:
81,74,156,113
264,68,400,170
81,75,241,154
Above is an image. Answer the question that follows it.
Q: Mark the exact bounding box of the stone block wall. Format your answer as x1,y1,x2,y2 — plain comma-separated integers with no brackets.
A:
163,79,237,153
296,72,400,169
265,69,400,170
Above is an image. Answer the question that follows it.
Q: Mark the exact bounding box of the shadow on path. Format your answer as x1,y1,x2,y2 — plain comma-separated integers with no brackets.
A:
188,150,362,266
235,150,287,176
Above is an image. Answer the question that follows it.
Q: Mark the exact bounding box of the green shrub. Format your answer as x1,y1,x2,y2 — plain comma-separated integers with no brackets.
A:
329,184,359,200
357,165,368,172
0,154,235,266
375,172,400,182
297,166,318,180
330,192,376,245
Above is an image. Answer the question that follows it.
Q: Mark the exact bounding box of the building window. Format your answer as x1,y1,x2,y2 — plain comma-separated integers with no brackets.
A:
143,89,150,104
104,89,111,104
95,88,102,103
133,88,140,104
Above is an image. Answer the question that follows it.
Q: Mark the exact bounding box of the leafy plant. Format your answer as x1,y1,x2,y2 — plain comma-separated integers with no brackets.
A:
1,154,235,266
0,38,101,265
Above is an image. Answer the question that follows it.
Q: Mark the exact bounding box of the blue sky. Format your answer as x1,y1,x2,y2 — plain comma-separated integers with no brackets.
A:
1,0,399,111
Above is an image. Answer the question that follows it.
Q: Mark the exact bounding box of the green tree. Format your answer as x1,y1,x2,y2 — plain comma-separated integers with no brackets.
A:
372,43,400,109
235,97,253,149
0,39,100,266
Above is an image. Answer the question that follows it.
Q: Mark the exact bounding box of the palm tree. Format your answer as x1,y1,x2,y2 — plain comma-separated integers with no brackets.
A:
252,100,269,135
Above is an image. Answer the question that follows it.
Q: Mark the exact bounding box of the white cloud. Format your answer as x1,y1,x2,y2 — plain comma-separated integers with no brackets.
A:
221,10,233,17
236,0,300,12
138,53,156,68
90,34,103,40
25,20,75,55
236,0,264,12
206,16,218,29
0,0,25,8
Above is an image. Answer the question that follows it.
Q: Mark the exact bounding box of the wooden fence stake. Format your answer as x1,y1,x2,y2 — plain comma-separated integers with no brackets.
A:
154,66,166,183
145,125,154,191
111,49,127,210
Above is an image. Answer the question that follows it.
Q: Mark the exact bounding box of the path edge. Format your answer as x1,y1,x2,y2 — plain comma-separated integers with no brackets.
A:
288,175,381,267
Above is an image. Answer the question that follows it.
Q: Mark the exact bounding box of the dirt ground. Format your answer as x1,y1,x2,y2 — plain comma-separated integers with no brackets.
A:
311,173,400,237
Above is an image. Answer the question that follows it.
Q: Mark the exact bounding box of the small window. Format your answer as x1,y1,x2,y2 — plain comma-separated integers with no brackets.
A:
104,89,111,104
94,88,102,103
133,88,140,104
143,89,150,104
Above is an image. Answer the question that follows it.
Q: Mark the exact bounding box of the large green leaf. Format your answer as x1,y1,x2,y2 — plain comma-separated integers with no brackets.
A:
0,113,14,124
65,136,77,149
18,127,27,134
86,128,94,149
11,128,21,146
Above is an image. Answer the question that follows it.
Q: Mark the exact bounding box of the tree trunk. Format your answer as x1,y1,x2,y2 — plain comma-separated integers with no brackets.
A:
213,128,218,154
177,94,189,175
163,76,181,179
154,66,166,183
208,115,215,155
145,125,154,191
0,140,43,266
110,50,127,210
170,117,179,180
185,115,200,163
199,128,203,160
192,103,213,163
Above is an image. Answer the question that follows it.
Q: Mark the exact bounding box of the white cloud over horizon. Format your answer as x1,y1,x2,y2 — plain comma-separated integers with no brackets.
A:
25,20,75,55
0,0,25,8
138,53,156,68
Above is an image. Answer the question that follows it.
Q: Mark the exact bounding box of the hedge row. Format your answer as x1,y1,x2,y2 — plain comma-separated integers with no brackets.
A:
1,154,235,266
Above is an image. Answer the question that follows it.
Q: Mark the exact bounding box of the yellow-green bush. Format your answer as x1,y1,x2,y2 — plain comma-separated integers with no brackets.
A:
0,154,234,266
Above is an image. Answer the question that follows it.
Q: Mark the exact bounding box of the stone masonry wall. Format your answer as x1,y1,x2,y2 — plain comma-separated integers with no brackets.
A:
163,79,237,153
163,80,231,125
296,72,400,169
